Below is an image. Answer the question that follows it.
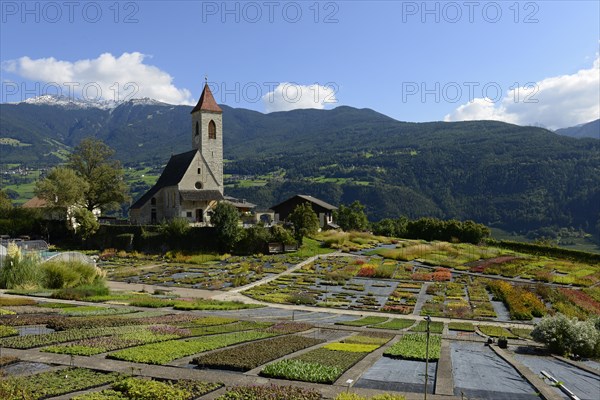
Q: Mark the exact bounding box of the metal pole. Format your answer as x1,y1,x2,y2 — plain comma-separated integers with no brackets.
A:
424,316,431,400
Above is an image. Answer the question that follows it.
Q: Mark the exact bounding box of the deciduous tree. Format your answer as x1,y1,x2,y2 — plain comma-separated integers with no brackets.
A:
289,203,320,243
335,200,369,231
211,202,243,252
35,167,87,210
68,138,129,212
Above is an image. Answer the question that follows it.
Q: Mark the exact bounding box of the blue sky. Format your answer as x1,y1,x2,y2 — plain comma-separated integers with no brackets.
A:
1,1,599,129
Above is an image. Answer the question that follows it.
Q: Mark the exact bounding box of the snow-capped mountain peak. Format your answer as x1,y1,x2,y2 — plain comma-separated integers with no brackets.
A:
16,95,171,110
20,95,118,110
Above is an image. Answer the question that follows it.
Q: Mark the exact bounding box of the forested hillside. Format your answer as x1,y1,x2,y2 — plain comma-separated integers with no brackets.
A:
1,100,598,237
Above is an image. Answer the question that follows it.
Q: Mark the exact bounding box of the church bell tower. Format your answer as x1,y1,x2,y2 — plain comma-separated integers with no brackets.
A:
190,81,223,192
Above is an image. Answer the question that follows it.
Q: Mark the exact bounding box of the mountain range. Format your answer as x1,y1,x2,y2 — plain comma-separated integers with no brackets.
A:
1,96,599,236
555,119,599,139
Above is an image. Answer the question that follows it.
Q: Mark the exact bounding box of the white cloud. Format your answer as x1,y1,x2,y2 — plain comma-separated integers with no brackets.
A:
262,82,337,113
2,52,193,104
445,56,600,130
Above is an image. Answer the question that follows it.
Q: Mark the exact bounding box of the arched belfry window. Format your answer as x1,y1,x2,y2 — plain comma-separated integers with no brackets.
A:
195,121,199,136
208,120,216,139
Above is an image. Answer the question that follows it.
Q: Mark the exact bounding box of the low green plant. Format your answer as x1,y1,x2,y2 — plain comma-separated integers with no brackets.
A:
193,335,324,371
0,367,120,400
372,319,415,330
384,334,441,361
52,282,109,300
410,320,444,334
217,384,321,400
336,316,388,327
336,394,406,400
108,331,274,364
322,343,379,352
478,325,517,338
0,325,19,338
261,359,343,384
173,299,263,311
448,322,475,332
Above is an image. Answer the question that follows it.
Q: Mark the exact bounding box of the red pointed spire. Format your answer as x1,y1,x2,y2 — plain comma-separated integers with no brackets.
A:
191,82,222,114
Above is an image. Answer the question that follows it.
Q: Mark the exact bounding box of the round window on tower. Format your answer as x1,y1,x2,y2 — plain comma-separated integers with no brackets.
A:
195,181,203,190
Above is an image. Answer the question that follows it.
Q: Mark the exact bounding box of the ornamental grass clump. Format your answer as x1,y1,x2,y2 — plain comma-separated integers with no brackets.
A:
0,243,40,289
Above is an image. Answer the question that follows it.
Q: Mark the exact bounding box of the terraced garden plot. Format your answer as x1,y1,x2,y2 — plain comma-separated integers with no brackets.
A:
72,377,222,400
371,241,507,269
420,278,498,320
487,280,546,321
261,348,366,384
0,367,121,400
45,313,203,330
384,334,441,361
470,257,600,287
0,325,143,349
477,325,518,338
448,322,475,332
216,384,321,400
108,330,276,364
0,325,18,337
260,332,391,384
372,318,415,330
42,325,191,356
105,253,301,290
381,282,421,314
335,316,389,327
52,305,137,316
410,321,444,334
193,334,325,371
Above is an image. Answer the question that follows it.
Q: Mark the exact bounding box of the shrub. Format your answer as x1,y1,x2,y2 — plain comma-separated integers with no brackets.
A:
532,314,600,357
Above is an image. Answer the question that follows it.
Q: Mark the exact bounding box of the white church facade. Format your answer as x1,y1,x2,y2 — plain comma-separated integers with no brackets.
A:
129,82,246,225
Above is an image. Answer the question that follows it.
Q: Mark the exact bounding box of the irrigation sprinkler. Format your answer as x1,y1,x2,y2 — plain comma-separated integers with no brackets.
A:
424,315,431,400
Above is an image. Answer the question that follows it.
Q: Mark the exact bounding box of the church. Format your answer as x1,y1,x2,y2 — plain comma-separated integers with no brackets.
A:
129,81,250,225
